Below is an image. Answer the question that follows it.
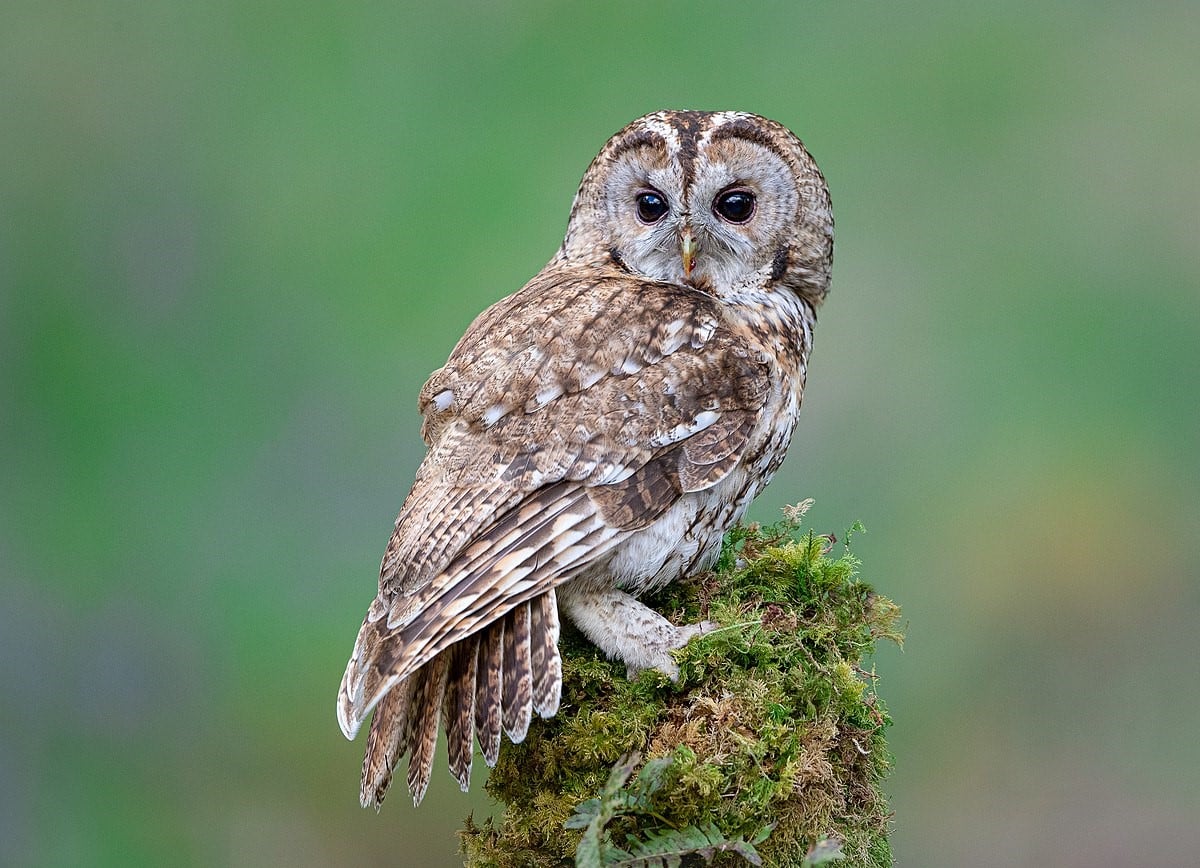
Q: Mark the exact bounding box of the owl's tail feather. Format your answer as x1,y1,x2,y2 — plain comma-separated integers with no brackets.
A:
444,636,479,790
356,590,563,808
474,617,504,767
360,665,417,809
531,591,562,718
501,601,533,742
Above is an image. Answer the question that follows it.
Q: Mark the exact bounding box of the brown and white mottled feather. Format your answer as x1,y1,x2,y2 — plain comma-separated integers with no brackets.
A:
530,591,562,717
337,109,833,808
443,637,478,792
404,650,449,806
500,603,533,742
474,619,504,768
359,669,415,809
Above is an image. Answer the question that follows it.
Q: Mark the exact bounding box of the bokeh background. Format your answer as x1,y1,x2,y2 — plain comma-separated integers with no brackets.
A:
3,2,1198,866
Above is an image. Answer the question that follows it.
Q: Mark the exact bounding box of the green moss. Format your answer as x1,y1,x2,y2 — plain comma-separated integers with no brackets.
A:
460,503,902,867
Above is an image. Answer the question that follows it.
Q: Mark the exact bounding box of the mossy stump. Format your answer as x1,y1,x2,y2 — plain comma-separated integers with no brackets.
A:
460,503,902,867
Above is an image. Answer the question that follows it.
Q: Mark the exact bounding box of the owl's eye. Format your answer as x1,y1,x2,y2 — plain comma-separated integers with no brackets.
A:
635,190,669,224
713,189,756,224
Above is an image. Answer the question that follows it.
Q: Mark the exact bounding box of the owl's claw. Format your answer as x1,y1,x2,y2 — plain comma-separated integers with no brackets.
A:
670,619,720,648
625,619,720,682
559,584,721,683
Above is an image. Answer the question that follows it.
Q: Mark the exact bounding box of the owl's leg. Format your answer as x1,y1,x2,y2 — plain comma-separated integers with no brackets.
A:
557,585,716,681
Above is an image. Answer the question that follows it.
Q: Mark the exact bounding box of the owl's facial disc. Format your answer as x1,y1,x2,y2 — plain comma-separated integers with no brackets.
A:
562,110,831,302
598,137,799,291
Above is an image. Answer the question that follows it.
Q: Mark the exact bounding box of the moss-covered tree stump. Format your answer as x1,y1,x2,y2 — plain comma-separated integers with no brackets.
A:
460,503,902,867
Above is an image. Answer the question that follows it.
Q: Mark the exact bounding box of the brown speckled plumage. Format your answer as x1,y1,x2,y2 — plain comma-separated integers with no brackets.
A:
338,110,834,807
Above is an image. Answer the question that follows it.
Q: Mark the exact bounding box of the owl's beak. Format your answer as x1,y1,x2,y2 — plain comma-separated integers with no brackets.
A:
680,227,698,278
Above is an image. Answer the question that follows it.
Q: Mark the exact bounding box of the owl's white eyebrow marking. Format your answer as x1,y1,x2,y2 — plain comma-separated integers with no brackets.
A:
607,129,668,163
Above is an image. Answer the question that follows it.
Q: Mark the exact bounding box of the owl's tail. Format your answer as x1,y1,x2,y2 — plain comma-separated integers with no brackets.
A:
345,590,563,808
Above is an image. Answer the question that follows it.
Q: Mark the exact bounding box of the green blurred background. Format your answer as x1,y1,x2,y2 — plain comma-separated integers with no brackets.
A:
3,2,1197,865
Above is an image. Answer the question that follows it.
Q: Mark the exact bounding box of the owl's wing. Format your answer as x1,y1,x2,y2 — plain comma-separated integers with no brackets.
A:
337,265,771,801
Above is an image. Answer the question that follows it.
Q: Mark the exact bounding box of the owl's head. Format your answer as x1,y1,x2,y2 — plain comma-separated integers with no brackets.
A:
560,110,833,304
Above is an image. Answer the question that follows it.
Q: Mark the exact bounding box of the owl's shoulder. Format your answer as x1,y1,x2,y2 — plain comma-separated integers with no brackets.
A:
416,263,771,448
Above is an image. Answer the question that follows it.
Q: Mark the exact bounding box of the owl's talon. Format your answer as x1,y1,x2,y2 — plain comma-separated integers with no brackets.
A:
625,620,720,682
670,620,720,648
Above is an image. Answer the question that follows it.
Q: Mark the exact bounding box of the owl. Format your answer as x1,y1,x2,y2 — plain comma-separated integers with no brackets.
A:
337,110,834,808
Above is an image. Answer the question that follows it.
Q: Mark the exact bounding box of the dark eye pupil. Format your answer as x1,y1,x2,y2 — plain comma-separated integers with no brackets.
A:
636,191,669,223
715,190,755,223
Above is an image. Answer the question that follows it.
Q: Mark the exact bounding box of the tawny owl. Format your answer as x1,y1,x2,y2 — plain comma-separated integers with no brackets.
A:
337,110,834,808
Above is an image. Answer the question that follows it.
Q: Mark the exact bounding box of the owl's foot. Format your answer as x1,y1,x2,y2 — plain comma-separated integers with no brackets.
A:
557,584,717,682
